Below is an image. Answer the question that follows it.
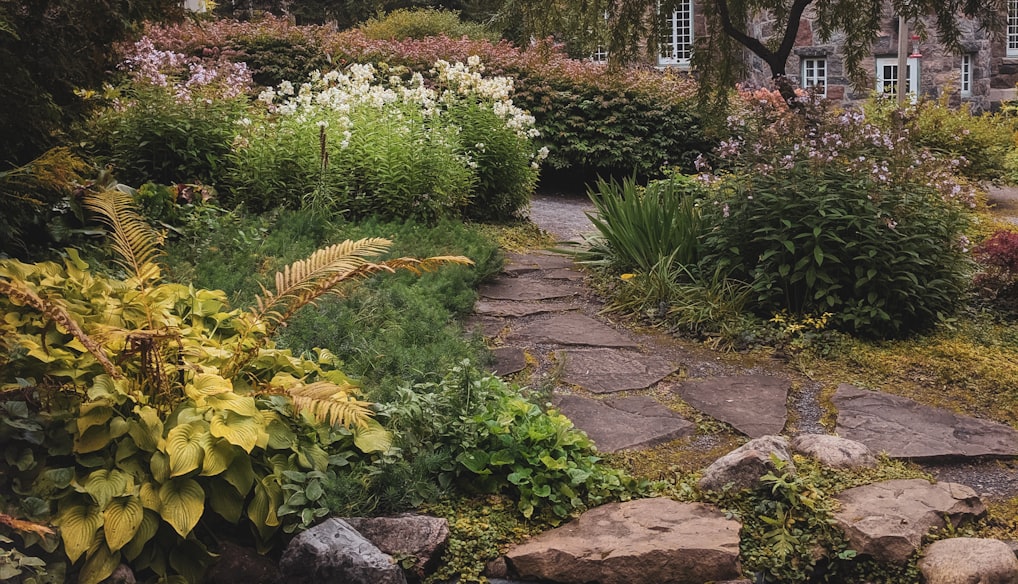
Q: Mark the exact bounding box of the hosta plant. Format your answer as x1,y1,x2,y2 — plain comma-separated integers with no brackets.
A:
0,185,469,583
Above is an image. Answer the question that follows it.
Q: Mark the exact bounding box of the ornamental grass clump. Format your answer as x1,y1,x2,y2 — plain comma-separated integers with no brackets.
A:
699,88,976,338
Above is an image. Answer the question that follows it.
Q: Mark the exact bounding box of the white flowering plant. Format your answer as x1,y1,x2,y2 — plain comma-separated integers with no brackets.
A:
225,58,545,221
696,88,976,338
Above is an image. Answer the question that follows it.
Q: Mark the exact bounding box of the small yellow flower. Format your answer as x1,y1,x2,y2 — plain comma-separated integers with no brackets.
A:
620,273,636,281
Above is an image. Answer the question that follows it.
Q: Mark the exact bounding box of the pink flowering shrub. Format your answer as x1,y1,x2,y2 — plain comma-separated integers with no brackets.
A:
697,88,975,337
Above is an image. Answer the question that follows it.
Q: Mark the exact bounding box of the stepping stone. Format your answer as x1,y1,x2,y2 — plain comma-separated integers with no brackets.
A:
509,313,637,348
503,252,576,275
463,315,505,338
556,347,678,393
834,479,986,564
833,384,1018,459
479,279,581,301
474,299,579,318
491,347,527,376
553,394,694,452
543,267,585,281
674,375,789,438
506,498,742,584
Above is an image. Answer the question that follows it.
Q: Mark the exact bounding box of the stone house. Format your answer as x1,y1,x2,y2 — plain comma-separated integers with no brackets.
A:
610,0,1018,110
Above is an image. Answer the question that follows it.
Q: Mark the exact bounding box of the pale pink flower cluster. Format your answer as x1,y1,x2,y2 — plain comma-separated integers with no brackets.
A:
120,36,253,101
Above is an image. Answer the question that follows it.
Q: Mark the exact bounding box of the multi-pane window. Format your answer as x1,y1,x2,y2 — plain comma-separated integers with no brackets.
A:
875,57,919,100
658,0,694,66
801,58,827,97
1009,0,1018,57
960,54,972,96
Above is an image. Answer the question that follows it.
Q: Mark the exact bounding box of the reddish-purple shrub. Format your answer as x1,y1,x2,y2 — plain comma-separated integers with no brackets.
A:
973,229,1018,300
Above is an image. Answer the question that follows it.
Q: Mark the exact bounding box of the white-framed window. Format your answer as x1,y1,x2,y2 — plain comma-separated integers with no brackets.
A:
875,57,919,101
1009,0,1018,57
960,54,972,96
590,10,610,63
801,58,827,97
658,0,695,66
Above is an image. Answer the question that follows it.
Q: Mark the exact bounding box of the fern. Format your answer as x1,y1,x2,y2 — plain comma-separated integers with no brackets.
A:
0,277,122,380
83,188,164,283
287,381,374,428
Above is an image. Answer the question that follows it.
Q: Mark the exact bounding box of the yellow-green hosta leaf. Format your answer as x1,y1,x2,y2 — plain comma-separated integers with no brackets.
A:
166,422,208,477
247,478,282,543
129,406,163,453
83,469,129,509
78,541,119,584
103,496,143,552
268,372,301,390
77,400,113,436
121,509,159,561
150,451,169,484
352,418,393,454
139,482,161,511
74,424,112,454
87,376,130,403
206,391,260,417
221,453,256,496
206,479,243,523
184,373,232,400
201,437,238,477
170,538,212,584
296,443,329,472
209,411,262,453
55,501,103,563
265,416,296,450
158,478,204,538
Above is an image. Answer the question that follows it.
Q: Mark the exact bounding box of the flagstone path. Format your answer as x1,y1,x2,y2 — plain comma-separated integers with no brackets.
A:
475,191,1018,498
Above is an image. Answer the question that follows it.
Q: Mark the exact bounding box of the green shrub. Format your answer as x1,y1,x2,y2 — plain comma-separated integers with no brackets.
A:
865,96,1013,182
227,32,329,88
358,8,497,41
378,362,644,522
88,84,246,186
695,89,977,338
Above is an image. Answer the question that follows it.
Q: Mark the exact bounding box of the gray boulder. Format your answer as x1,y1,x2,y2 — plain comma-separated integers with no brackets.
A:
699,435,794,492
834,479,986,564
919,538,1018,584
278,517,407,584
791,434,877,469
343,514,450,577
506,498,742,584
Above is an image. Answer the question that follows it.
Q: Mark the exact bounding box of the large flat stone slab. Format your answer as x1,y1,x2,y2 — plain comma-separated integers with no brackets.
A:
674,375,789,438
479,279,581,301
833,384,1018,460
503,252,576,275
491,347,527,376
474,299,579,318
556,348,678,393
463,315,505,338
553,395,694,453
509,314,637,348
834,479,986,564
506,498,742,584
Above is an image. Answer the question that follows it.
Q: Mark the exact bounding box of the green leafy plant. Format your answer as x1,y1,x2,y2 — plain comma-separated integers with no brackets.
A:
380,362,644,523
583,174,704,273
0,187,470,583
358,8,497,42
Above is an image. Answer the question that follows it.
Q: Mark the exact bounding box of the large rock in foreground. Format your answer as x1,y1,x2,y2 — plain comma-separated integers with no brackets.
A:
833,384,1018,459
834,479,986,564
506,498,742,584
699,435,794,493
278,518,407,584
343,514,450,578
919,538,1018,584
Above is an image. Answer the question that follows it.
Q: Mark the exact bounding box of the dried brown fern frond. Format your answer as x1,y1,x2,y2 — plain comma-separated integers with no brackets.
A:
0,278,122,379
0,147,89,207
0,512,54,538
250,238,393,328
380,255,475,275
83,188,164,283
287,381,374,429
